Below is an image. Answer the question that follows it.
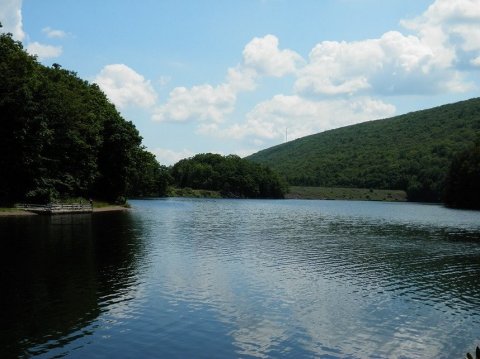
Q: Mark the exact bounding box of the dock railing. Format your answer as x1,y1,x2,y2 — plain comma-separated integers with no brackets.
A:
15,203,94,214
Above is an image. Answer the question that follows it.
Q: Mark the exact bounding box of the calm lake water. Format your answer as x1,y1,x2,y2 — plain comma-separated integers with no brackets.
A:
1,199,480,358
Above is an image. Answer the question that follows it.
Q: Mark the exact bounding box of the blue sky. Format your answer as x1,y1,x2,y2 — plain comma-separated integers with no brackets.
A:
2,0,479,165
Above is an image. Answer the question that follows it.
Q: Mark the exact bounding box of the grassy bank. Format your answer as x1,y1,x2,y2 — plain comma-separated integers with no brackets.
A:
166,187,222,198
0,207,21,212
286,186,407,201
0,207,36,216
165,185,407,202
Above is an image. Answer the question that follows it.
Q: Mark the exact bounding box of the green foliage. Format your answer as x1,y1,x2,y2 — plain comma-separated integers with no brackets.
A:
248,98,480,202
0,30,166,205
126,149,171,198
444,141,480,209
170,153,287,198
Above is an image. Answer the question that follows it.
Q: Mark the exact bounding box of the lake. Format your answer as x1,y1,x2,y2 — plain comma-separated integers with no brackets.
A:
1,199,480,358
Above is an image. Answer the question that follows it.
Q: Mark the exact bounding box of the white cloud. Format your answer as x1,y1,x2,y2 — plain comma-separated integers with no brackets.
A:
471,56,480,67
153,84,236,123
1,2,64,61
148,148,194,166
0,0,25,40
26,41,62,60
153,35,302,124
294,37,376,96
242,34,304,77
226,66,257,92
95,64,157,109
406,0,480,30
294,0,480,98
295,29,472,97
428,0,480,20
201,95,395,142
42,26,67,39
402,0,480,64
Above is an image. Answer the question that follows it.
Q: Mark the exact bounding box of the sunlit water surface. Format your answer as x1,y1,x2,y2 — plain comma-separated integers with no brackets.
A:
1,199,480,358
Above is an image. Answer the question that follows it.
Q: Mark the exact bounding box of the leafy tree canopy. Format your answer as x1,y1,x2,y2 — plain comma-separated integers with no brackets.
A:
171,153,287,198
0,30,167,204
444,140,480,209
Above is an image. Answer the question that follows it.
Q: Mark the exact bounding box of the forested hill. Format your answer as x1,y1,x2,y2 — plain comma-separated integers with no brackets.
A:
247,98,480,202
0,26,168,205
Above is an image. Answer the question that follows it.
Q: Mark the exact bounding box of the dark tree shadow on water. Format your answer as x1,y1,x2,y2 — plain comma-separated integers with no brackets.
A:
0,212,146,358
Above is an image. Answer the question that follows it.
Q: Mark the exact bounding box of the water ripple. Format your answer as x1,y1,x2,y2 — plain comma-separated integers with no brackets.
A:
2,199,480,358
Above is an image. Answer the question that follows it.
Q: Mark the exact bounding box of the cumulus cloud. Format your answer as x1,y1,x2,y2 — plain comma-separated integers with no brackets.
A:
42,26,67,39
226,66,257,92
294,39,375,96
95,64,157,109
295,29,471,97
294,0,480,98
153,34,301,125
402,0,480,65
1,1,64,61
153,84,235,123
26,42,62,60
153,74,238,125
0,0,25,40
200,95,395,142
242,34,304,77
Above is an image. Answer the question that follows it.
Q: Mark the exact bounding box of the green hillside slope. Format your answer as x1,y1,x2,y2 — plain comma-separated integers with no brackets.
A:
247,98,480,202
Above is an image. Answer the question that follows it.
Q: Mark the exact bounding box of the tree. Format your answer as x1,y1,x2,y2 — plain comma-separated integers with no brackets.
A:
0,30,43,204
170,153,287,198
126,149,171,197
0,28,165,204
444,141,480,209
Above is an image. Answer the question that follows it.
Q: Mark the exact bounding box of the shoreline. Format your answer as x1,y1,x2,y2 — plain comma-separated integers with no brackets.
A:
0,205,129,217
93,205,129,213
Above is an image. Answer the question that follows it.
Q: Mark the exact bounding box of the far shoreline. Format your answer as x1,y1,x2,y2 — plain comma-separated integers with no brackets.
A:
92,205,129,213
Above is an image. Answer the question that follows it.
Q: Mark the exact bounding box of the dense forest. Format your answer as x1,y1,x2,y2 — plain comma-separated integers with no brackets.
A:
248,98,480,203
444,141,480,209
0,26,168,205
171,153,287,198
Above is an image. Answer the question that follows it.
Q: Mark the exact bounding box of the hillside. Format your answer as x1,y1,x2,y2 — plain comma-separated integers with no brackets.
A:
247,98,480,202
0,28,168,205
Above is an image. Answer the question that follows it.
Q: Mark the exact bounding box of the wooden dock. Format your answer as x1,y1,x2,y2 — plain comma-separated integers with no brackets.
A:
15,203,93,215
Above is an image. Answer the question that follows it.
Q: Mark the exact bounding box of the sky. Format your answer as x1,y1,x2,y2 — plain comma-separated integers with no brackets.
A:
1,0,479,165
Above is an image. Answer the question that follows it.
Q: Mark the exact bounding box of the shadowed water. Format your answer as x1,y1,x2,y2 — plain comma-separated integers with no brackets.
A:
1,199,480,358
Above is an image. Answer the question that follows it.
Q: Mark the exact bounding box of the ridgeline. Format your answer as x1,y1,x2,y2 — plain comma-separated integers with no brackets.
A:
247,98,480,204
